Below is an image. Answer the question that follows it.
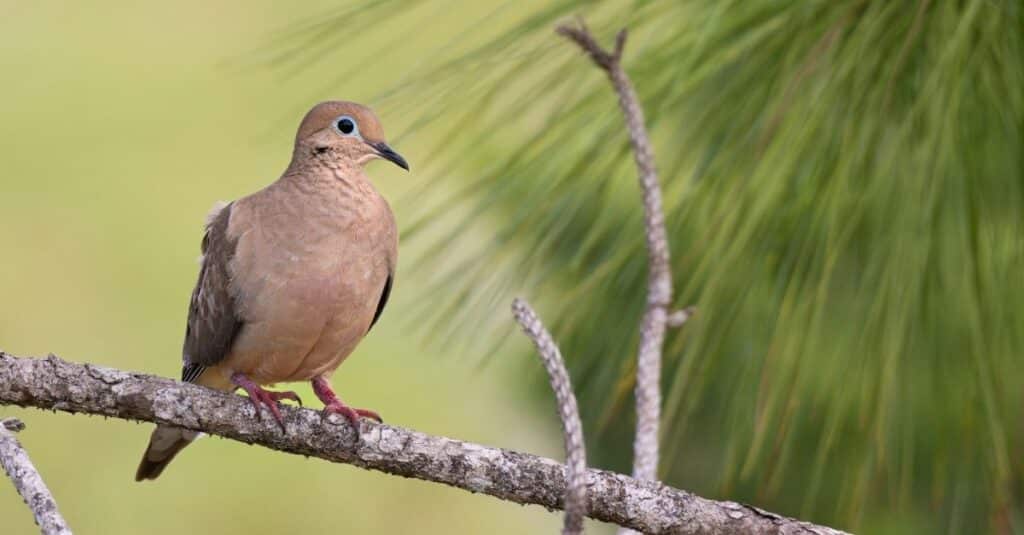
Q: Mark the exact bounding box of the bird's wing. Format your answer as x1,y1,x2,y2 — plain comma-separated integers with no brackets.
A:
180,202,242,383
367,273,393,332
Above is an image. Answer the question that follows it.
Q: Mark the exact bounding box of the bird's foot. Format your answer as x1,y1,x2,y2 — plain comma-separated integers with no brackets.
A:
322,403,382,428
311,376,382,433
231,372,302,431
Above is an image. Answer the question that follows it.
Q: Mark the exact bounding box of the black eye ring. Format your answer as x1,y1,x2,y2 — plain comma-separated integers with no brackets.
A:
334,115,359,136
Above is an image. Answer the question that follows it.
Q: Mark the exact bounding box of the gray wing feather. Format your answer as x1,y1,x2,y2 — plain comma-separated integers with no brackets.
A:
181,202,242,382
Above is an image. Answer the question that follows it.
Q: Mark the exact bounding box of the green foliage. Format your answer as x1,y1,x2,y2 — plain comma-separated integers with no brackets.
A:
336,0,1024,531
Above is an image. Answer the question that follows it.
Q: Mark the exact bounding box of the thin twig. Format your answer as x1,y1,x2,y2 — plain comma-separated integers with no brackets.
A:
0,353,850,535
512,298,587,535
0,417,73,535
557,20,673,496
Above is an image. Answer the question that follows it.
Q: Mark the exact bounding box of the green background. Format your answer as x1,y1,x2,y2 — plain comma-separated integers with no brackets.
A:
3,1,1022,534
0,1,582,533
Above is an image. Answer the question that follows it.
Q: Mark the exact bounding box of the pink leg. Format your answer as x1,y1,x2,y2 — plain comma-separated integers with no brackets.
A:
231,372,302,431
311,376,382,432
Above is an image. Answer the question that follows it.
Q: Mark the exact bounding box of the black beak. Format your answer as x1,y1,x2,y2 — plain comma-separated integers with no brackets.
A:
371,142,409,171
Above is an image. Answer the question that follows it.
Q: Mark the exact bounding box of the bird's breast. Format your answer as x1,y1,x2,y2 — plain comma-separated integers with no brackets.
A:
221,194,395,384
234,221,388,323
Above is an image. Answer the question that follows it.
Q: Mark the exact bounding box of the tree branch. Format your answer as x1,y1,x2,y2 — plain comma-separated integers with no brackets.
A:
512,298,587,535
1,417,72,535
557,21,674,492
0,353,848,535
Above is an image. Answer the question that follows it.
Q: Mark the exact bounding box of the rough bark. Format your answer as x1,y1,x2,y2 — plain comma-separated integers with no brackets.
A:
1,417,73,535
0,353,849,535
513,298,588,535
557,19,673,498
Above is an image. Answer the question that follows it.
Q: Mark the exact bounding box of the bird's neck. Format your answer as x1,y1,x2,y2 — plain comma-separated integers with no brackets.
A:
267,160,383,239
280,158,375,197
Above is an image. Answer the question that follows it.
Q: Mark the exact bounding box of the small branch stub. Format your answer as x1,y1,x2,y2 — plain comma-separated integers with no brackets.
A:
3,418,27,432
1,417,73,535
666,307,696,328
512,298,588,535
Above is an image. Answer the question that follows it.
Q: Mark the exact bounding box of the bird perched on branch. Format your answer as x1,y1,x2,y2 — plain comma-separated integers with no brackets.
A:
136,101,408,481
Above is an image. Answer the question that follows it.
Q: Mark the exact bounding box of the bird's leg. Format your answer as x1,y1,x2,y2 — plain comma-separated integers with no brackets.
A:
230,372,302,431
311,376,382,431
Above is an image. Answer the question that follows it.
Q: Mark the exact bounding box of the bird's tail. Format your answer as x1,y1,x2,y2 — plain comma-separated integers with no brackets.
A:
135,425,200,481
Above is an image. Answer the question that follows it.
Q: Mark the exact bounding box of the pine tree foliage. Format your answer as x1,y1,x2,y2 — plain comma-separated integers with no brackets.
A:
273,1,1023,531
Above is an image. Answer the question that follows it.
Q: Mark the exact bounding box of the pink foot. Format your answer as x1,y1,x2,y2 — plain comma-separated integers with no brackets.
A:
312,376,381,433
231,372,302,431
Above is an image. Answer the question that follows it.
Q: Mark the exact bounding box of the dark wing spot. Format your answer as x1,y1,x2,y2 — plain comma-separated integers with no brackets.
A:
368,274,392,332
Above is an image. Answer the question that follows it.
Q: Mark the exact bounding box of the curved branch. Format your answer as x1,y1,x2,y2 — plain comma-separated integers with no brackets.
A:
0,353,848,535
1,417,72,535
512,298,587,535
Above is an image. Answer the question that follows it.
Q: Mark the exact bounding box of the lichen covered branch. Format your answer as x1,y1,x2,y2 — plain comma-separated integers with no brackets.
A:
0,353,848,535
512,298,587,535
1,417,73,535
557,20,674,489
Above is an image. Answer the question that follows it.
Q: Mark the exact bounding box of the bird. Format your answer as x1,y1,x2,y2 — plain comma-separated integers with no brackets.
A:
135,101,408,481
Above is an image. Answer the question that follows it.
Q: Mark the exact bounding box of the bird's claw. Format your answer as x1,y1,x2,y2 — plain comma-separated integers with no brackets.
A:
231,372,300,432
311,376,381,437
321,402,382,431
248,388,301,431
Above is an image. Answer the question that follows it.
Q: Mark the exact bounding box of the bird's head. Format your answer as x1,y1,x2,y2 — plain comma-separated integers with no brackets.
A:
293,101,409,171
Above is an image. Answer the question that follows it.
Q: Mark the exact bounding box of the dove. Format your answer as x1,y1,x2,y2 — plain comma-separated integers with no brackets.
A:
136,101,407,481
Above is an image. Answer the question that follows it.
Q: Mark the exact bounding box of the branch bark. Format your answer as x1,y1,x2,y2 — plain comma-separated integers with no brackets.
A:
512,298,588,535
556,21,673,490
1,417,73,535
0,353,849,535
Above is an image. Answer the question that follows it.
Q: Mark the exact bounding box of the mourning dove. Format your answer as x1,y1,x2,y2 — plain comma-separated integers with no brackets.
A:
135,101,408,481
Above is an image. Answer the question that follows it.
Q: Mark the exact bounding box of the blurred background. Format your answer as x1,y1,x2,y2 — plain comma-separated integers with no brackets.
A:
1,1,1021,534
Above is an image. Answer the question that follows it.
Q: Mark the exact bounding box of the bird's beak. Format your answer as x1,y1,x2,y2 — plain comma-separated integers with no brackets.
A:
370,142,409,171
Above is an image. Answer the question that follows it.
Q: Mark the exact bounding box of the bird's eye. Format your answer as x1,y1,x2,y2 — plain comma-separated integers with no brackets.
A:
334,115,359,137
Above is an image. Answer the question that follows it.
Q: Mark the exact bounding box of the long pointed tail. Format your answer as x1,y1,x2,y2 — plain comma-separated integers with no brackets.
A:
135,425,200,481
